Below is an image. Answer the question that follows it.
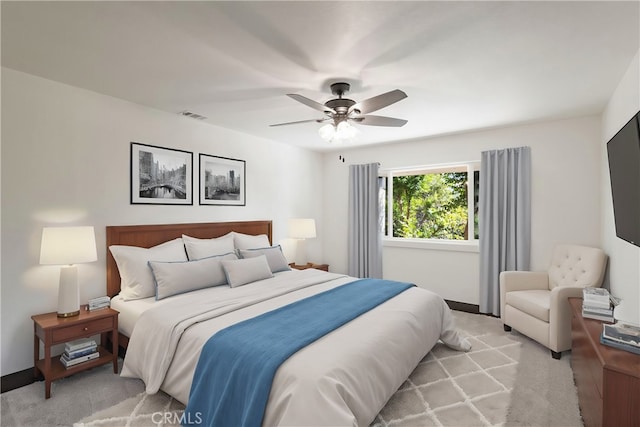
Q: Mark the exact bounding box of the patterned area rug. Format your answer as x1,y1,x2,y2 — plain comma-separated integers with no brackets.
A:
71,311,581,427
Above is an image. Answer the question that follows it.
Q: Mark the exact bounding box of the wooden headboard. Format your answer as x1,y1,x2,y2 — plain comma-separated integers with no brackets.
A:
106,220,272,298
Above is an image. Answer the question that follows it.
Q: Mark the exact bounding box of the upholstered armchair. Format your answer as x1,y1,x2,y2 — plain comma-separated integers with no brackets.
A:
500,244,607,359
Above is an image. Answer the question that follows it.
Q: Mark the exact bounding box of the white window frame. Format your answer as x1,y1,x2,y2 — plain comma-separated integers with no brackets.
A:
381,161,480,251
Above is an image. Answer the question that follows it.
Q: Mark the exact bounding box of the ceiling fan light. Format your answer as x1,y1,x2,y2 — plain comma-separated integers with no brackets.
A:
318,123,336,142
336,120,359,142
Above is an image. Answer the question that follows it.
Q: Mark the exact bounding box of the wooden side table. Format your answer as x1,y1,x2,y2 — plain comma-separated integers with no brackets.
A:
289,262,329,272
32,307,119,398
569,298,640,426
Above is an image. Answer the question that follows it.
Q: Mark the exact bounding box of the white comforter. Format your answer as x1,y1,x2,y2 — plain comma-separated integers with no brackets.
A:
121,269,470,426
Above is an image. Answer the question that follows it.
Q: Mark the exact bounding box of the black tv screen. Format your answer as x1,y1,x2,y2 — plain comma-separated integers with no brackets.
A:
607,111,640,247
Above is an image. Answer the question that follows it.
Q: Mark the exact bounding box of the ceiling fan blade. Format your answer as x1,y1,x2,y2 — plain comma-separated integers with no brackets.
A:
348,89,407,115
287,94,336,114
351,115,408,127
269,118,326,127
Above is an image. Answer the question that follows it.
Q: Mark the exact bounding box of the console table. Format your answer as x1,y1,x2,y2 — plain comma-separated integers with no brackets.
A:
569,298,640,427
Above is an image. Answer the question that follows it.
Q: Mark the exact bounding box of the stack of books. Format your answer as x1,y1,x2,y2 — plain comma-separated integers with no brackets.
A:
88,296,110,311
600,323,640,355
60,338,99,368
582,288,614,322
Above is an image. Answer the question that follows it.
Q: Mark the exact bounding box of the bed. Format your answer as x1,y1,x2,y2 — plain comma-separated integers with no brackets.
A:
106,220,470,426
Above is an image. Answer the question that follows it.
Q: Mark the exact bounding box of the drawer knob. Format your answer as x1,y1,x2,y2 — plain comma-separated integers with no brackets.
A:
83,327,88,331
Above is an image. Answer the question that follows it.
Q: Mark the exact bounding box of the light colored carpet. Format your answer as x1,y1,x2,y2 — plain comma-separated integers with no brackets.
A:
1,311,582,427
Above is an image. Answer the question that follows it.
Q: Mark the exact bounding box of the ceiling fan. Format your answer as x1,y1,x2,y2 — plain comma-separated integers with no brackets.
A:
270,82,408,142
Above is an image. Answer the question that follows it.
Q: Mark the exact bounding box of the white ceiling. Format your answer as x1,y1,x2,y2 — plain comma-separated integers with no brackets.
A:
2,1,639,152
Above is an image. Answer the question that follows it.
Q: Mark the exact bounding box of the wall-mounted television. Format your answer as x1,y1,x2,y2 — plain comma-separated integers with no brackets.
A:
606,110,640,248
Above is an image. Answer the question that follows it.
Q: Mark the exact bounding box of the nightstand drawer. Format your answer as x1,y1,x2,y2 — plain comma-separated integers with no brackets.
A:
52,317,114,343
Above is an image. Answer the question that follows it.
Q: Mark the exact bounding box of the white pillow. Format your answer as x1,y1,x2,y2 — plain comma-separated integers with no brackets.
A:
149,252,237,300
232,232,270,250
182,233,235,260
109,238,187,300
221,255,273,288
238,245,291,273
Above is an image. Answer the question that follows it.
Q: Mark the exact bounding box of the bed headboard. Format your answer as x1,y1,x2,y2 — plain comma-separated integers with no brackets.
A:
106,220,272,298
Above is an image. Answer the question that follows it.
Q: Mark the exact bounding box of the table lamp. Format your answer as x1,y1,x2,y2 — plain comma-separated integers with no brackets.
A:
40,226,97,317
288,218,316,266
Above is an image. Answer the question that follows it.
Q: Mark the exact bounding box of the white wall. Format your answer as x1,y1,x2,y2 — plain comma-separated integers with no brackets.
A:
323,116,603,304
601,49,640,326
0,68,324,376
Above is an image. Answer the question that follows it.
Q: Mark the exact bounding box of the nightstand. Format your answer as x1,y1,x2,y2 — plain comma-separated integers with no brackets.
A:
289,262,329,272
32,307,119,398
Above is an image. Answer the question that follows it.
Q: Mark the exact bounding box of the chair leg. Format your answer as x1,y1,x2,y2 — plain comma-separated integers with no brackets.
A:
503,324,512,332
551,350,561,359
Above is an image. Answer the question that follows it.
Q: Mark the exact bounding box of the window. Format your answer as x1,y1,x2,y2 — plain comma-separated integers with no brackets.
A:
381,162,480,241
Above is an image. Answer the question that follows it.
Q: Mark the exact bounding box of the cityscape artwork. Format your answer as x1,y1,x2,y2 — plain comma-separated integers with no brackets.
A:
199,154,245,206
130,142,193,205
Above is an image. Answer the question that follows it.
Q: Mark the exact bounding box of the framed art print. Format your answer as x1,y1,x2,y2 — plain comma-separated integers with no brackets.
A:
199,154,246,206
130,142,193,205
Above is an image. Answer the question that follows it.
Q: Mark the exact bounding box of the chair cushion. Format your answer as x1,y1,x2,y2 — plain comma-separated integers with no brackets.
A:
505,289,551,322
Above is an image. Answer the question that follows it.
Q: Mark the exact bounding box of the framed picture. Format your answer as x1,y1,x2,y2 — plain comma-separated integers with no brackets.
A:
130,142,193,205
199,154,246,206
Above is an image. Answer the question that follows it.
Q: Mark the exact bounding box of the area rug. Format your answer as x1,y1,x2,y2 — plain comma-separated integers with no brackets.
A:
71,311,581,427
1,311,581,426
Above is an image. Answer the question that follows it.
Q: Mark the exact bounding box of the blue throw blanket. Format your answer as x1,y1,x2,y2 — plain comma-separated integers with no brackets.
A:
183,278,414,427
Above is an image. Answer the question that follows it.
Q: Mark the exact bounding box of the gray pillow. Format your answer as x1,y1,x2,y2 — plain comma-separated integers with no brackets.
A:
237,245,291,273
149,252,237,300
221,255,273,288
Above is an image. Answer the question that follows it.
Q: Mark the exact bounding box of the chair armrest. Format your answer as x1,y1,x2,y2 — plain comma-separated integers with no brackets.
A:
500,271,549,293
549,286,584,319
500,271,548,320
549,286,585,351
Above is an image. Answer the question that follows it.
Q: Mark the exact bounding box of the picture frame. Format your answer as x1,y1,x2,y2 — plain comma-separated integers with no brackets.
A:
199,154,246,206
130,142,193,205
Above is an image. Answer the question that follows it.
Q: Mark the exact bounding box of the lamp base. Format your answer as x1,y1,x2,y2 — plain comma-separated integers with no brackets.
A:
294,239,308,266
57,265,80,318
57,310,80,318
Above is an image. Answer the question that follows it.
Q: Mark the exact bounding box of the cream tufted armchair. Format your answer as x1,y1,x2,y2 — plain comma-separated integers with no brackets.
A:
500,244,607,359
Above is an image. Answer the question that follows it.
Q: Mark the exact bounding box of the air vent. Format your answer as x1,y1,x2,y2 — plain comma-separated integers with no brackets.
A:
179,110,207,120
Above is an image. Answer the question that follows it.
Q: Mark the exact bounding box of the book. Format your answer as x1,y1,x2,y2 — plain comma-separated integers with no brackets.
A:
582,299,612,310
583,287,609,301
580,305,613,316
88,296,110,304
88,305,109,312
64,345,98,359
60,351,99,368
64,338,96,352
88,301,110,311
603,323,640,347
582,310,614,322
600,334,640,355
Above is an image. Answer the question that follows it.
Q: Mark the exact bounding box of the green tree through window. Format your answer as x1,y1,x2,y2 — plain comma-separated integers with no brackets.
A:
385,166,479,241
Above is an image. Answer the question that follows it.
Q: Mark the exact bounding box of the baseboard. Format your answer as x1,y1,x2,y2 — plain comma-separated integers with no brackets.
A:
1,368,37,394
445,299,480,314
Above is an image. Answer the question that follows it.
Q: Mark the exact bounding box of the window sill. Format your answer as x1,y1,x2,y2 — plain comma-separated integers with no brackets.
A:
383,237,479,253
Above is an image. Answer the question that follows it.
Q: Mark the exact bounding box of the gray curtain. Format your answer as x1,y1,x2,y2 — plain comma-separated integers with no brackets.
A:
348,163,383,278
479,146,531,316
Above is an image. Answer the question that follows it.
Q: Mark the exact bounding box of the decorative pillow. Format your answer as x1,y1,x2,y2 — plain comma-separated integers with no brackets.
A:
237,245,291,273
182,233,235,260
221,255,273,288
232,232,270,250
149,252,238,300
109,238,187,300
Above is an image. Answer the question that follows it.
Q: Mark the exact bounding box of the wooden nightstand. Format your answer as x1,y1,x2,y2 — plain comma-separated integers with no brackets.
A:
32,307,119,398
289,262,329,272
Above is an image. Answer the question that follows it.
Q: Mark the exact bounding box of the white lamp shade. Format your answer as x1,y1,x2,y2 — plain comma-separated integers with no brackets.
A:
40,226,97,265
288,219,316,239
